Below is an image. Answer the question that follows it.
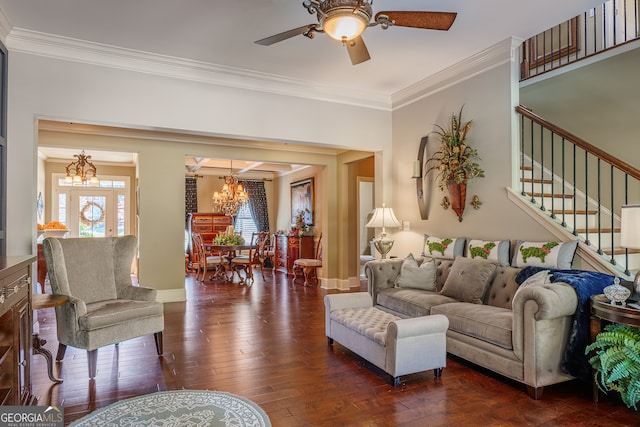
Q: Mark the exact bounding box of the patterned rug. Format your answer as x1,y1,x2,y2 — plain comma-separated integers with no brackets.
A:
69,390,271,427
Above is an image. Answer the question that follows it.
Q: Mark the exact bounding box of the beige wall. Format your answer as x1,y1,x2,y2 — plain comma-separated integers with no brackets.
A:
7,49,389,298
389,54,558,259
36,126,365,293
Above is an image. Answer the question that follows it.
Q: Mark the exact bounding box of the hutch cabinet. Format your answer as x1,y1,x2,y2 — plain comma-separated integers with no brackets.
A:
186,213,232,265
274,234,314,275
0,256,35,406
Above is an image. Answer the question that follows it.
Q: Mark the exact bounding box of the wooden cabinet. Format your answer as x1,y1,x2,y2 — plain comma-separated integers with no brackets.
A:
186,213,232,265
0,256,35,406
274,234,314,274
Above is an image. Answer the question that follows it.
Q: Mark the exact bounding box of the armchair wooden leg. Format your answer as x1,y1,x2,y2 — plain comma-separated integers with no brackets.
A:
56,343,67,362
154,332,163,355
87,349,98,379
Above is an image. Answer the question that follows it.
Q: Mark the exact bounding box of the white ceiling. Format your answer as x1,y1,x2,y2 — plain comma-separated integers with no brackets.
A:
6,0,605,171
0,0,603,99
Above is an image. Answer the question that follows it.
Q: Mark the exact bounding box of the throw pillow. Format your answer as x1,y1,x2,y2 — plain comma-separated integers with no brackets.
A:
511,240,578,269
422,235,466,259
395,254,437,291
513,269,552,300
466,239,510,266
440,256,498,304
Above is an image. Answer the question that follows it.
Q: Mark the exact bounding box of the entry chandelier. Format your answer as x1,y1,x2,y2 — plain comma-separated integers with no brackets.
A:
212,161,249,216
64,150,99,186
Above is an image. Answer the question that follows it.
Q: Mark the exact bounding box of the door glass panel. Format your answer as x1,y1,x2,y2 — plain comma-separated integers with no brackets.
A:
117,194,125,236
79,195,107,237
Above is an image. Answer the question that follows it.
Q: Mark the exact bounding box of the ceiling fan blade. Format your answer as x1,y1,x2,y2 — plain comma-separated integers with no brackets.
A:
255,24,316,46
376,11,457,31
346,36,370,65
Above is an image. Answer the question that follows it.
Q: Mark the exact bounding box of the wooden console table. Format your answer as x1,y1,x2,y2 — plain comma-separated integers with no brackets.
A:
32,294,69,383
589,294,640,402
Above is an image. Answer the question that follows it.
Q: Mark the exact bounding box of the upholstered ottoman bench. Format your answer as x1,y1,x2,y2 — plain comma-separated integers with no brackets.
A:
324,292,448,386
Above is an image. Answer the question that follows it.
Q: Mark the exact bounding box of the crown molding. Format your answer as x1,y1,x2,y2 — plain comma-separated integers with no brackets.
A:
6,28,391,111
391,38,522,110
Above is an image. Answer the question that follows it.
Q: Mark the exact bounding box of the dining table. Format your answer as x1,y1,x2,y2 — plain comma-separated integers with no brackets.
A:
205,244,252,282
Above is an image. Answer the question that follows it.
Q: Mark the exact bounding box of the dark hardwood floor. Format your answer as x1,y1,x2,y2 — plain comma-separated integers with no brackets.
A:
30,270,640,426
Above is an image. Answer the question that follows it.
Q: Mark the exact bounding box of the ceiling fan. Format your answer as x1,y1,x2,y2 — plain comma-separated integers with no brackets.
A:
255,0,457,65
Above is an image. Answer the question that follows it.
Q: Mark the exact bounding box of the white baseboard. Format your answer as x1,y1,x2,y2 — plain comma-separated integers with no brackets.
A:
156,288,187,303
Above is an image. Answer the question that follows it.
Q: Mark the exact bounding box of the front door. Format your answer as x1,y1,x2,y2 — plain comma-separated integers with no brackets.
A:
52,174,130,238
71,190,114,237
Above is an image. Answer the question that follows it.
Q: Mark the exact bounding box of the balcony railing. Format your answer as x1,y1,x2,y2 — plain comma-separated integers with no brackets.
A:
520,0,640,80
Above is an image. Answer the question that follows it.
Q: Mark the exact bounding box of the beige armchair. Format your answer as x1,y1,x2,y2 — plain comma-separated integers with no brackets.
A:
42,235,164,379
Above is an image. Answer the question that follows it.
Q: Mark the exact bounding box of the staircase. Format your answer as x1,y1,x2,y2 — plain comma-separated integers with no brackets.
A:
518,157,640,278
513,106,640,280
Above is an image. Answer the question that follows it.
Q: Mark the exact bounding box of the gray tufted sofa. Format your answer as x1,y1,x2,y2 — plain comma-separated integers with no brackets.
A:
364,257,579,399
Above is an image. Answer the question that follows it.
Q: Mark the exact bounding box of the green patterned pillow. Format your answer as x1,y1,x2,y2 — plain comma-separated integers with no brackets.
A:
466,239,510,266
422,235,465,260
511,240,578,269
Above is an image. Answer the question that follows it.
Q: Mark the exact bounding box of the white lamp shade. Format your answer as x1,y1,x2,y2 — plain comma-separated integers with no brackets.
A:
621,204,640,248
365,205,401,229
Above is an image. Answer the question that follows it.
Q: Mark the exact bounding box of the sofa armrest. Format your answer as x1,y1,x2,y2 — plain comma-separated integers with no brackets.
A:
511,282,578,386
364,259,404,304
512,282,578,321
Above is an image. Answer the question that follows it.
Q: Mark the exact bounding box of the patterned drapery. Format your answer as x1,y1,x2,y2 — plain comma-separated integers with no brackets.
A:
185,176,198,220
240,180,269,232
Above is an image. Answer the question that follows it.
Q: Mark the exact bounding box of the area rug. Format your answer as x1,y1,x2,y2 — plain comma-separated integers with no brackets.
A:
69,390,271,427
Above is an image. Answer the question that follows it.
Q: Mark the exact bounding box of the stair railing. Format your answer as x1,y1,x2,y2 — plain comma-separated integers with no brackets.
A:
516,105,640,275
521,0,640,81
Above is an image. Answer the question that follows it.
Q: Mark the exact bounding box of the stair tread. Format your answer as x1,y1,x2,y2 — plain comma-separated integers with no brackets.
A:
521,178,553,184
550,209,598,215
603,248,640,255
575,227,620,233
525,192,574,198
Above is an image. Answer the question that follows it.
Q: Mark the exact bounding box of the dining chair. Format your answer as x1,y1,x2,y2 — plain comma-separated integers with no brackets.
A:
192,232,227,281
265,234,276,271
229,232,262,284
42,235,164,379
293,233,323,286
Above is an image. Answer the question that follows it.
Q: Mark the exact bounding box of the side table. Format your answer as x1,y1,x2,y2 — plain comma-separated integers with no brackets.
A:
32,294,69,383
589,294,640,402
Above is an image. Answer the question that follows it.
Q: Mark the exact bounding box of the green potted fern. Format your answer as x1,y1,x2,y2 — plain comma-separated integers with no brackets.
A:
585,323,640,410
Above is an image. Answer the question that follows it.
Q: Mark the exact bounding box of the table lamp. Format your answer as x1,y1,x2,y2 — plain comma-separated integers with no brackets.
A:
620,204,640,297
366,203,401,259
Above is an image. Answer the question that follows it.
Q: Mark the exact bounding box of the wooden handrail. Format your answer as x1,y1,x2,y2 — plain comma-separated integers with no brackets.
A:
516,105,640,181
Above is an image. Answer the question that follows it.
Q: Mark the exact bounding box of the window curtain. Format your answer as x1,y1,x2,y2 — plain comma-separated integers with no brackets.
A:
185,176,198,220
240,180,269,232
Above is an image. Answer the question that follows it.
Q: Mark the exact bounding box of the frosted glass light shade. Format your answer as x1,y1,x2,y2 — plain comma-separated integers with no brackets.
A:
323,12,368,41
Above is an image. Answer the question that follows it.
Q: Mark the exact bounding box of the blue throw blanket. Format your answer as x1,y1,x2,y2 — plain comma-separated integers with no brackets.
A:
515,266,614,382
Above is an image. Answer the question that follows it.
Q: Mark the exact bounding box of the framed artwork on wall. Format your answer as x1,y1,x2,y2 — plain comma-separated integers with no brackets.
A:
291,178,314,226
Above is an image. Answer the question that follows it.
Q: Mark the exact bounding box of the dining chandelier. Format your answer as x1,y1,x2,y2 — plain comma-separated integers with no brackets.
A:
212,161,249,216
64,150,99,186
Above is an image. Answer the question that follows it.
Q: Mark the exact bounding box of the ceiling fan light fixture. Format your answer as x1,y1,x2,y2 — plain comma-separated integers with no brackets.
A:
323,9,369,41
